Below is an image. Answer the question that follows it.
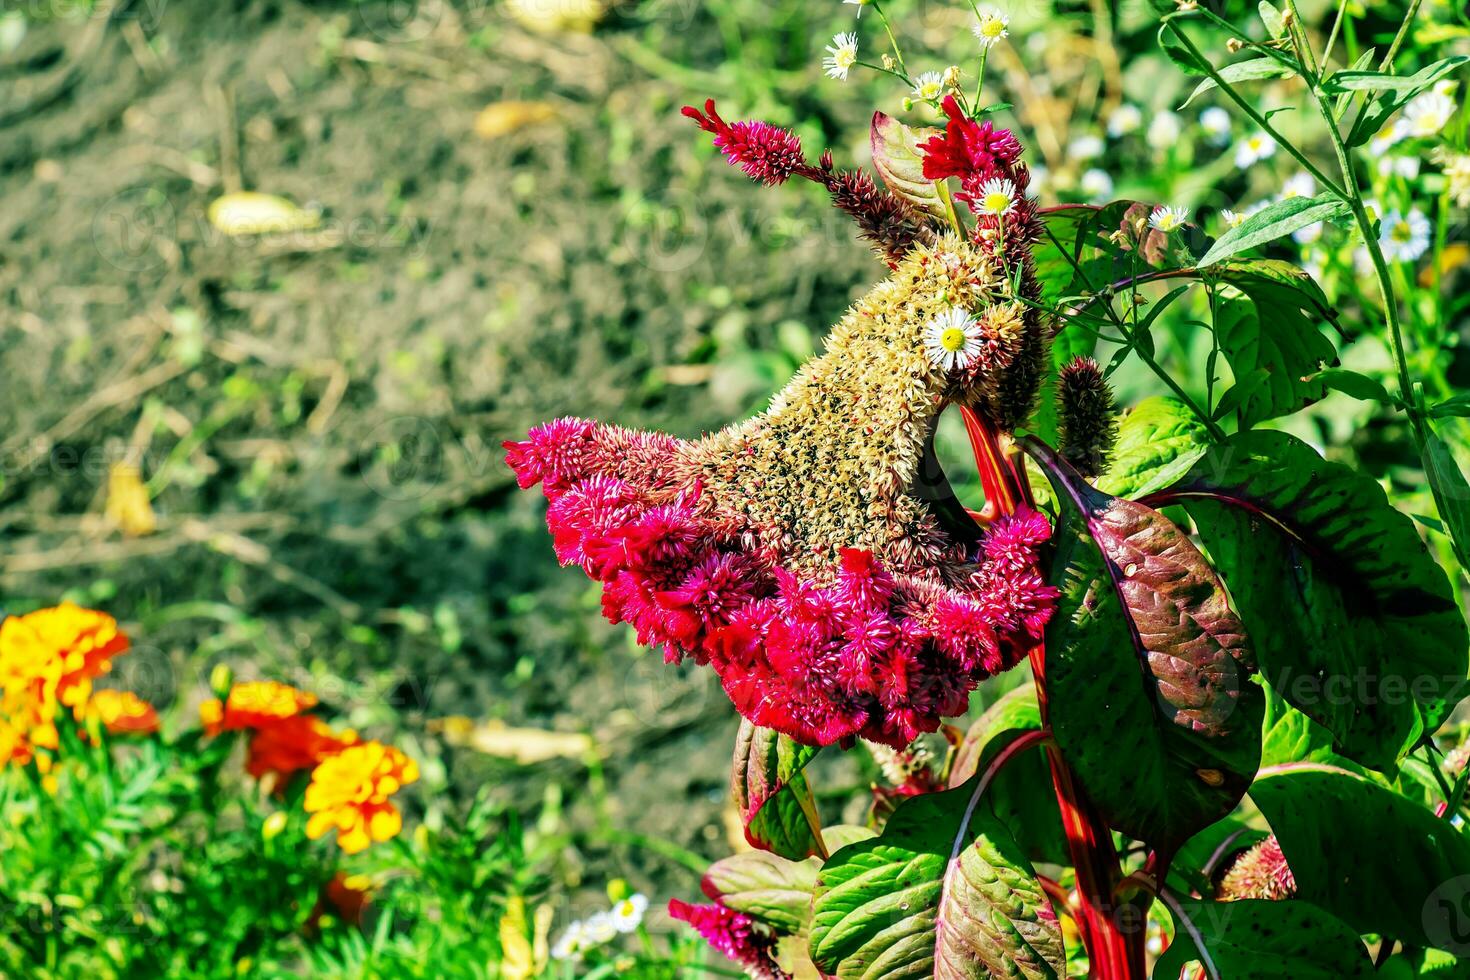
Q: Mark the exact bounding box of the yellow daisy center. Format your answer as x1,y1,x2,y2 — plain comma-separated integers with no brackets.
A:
1391,222,1412,243
835,49,856,68
940,327,968,352
982,192,1010,213
981,19,1004,36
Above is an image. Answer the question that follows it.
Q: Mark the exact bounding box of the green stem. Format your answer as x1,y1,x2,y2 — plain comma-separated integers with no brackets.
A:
871,1,908,78
1321,0,1349,67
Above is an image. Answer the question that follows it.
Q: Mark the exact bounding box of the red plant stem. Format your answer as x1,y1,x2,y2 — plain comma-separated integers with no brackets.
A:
960,407,1144,979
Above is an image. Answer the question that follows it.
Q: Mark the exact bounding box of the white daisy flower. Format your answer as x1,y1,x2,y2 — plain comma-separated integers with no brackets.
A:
913,71,946,102
609,894,648,934
1377,155,1421,179
974,177,1017,216
1080,168,1113,201
1279,172,1316,200
1379,208,1431,263
1148,205,1189,233
1069,134,1104,159
824,32,859,81
924,308,984,371
552,922,589,961
843,0,871,15
1403,90,1456,138
1107,105,1143,137
581,912,618,945
1221,208,1247,229
1370,121,1410,155
972,9,1010,48
1234,131,1276,168
1146,111,1182,150
1200,106,1231,144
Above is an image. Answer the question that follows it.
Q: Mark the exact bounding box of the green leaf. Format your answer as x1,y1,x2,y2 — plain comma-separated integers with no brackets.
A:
1430,394,1470,419
1252,764,1470,949
809,784,1063,979
1325,56,1470,93
1313,367,1395,406
1209,260,1338,427
1097,395,1212,499
1258,1,1285,37
1181,57,1294,109
1032,442,1263,852
1345,57,1470,146
1159,24,1208,75
1199,196,1350,267
1422,431,1470,572
947,684,1069,866
1157,898,1374,978
870,112,948,223
1148,431,1469,770
1034,201,1181,306
703,850,821,935
732,720,825,860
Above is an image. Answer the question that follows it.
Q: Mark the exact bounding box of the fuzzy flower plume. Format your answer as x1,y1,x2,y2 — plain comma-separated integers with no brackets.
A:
1057,356,1118,478
506,237,1058,749
683,99,933,265
668,899,789,980
1218,835,1296,902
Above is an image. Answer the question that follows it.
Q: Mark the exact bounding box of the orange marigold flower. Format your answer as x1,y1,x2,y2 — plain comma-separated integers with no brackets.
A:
200,680,318,735
245,714,358,782
304,742,418,854
77,689,160,736
0,603,129,710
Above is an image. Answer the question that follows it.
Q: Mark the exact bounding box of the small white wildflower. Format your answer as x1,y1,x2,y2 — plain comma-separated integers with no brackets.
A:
1234,131,1276,168
913,71,946,102
1370,121,1410,155
1146,111,1182,150
1403,90,1457,138
1433,147,1470,208
843,0,871,15
1379,207,1431,263
974,176,1017,216
1068,134,1104,159
972,8,1010,48
581,912,618,945
1148,205,1190,233
1279,172,1316,201
609,894,648,934
1107,104,1143,137
1080,168,1113,202
824,32,859,81
1200,106,1231,144
552,922,589,962
1221,208,1246,229
1377,155,1421,179
1292,221,1324,245
924,308,985,371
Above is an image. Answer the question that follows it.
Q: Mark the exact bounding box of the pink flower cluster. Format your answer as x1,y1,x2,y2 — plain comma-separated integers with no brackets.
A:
920,95,1041,246
504,418,1057,749
668,899,789,980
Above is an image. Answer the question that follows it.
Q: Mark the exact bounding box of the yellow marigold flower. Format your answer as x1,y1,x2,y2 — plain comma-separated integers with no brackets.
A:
304,742,419,854
200,680,318,735
0,603,129,711
77,689,159,736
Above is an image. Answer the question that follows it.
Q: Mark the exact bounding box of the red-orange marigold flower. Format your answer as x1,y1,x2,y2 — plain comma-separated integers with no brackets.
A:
304,742,419,854
200,680,318,735
245,714,359,781
77,689,160,736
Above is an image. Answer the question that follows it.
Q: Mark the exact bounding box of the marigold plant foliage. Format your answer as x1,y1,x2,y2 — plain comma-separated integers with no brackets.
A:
508,4,1470,978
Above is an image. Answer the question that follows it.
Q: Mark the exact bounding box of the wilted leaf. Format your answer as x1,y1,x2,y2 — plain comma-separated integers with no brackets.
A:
809,783,1063,979
1157,898,1374,978
870,112,947,222
1033,441,1262,852
429,717,593,764
105,462,156,537
733,720,825,860
207,191,320,236
474,101,558,140
1148,431,1469,770
505,0,604,33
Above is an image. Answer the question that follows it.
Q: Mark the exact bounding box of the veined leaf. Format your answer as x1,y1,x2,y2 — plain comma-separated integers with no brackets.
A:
1198,196,1350,267
1031,441,1262,852
1209,259,1338,428
871,112,948,222
1157,898,1374,978
1312,367,1395,406
808,783,1063,979
1097,396,1212,499
1147,431,1469,770
733,720,825,860
1252,764,1470,949
705,827,880,936
1180,57,1294,109
1034,201,1184,306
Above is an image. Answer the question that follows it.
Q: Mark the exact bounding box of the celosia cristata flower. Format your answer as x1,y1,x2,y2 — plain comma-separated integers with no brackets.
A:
304,741,419,854
507,236,1056,748
668,899,788,980
200,680,318,735
77,689,160,736
245,714,358,781
0,604,130,759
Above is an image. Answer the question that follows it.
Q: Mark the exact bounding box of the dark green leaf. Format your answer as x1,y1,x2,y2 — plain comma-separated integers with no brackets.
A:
870,112,948,222
1313,367,1395,405
1325,56,1470,93
1346,58,1470,146
1430,394,1470,419
1097,395,1212,499
1157,898,1374,978
1148,431,1469,769
809,783,1063,979
1181,57,1294,109
732,720,825,860
1033,442,1263,852
1252,764,1470,949
1208,259,1338,427
1160,24,1208,75
1199,196,1350,267
1422,432,1470,571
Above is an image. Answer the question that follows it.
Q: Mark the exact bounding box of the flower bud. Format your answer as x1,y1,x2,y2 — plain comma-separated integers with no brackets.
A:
262,811,289,841
1057,356,1118,478
209,662,234,698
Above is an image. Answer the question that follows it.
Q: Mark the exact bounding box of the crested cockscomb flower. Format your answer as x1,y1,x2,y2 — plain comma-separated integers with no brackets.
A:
668,899,789,980
1057,356,1118,478
682,100,809,186
919,95,1023,182
507,237,1058,748
1218,835,1296,901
